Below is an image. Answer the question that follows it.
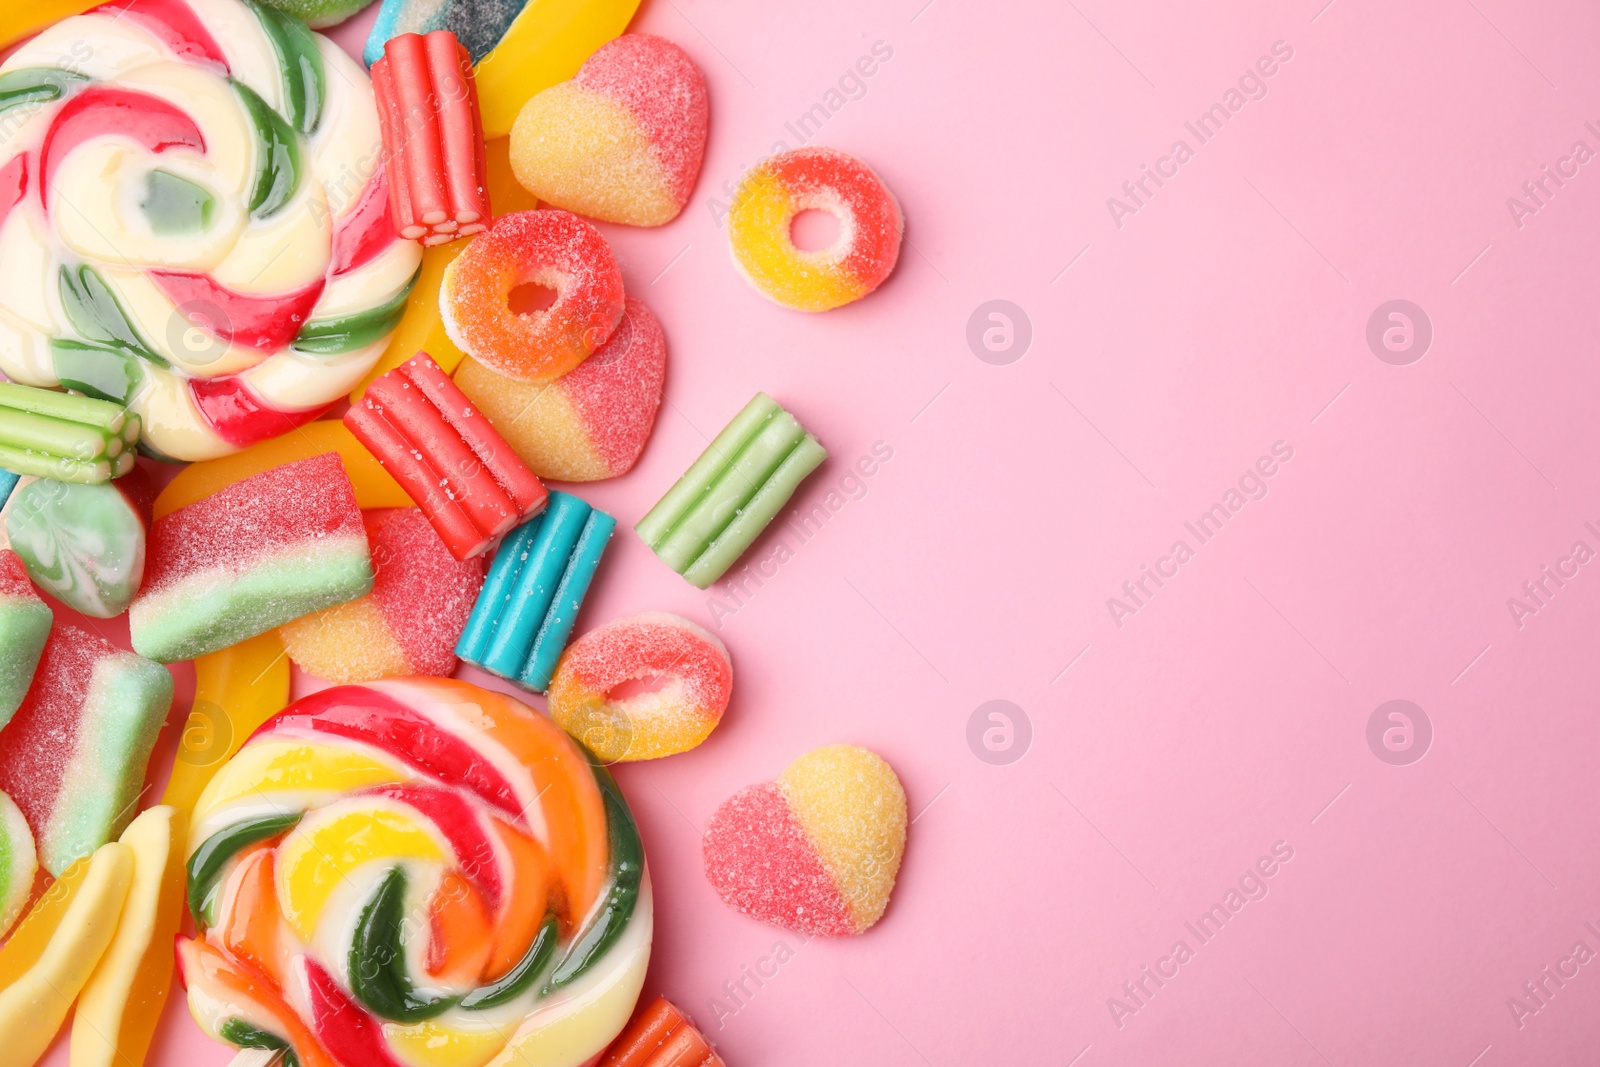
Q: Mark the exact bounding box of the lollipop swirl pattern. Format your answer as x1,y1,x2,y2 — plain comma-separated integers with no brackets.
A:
177,678,652,1067
0,0,422,461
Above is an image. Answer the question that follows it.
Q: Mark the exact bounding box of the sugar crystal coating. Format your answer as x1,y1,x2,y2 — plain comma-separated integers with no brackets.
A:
509,35,709,226
455,294,667,481
728,147,903,312
281,508,485,682
548,611,731,761
0,548,51,726
441,209,626,382
0,789,36,938
702,744,906,936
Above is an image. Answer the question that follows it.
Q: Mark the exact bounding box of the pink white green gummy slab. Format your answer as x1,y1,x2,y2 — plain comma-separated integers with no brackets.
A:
0,790,36,938
0,0,421,461
0,548,50,725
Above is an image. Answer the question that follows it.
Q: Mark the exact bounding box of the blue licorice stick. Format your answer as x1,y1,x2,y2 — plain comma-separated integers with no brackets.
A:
455,491,615,692
364,0,531,67
0,469,16,511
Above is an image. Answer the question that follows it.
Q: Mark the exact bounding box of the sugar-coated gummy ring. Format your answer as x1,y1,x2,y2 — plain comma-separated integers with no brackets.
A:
440,208,625,382
548,612,732,762
727,146,903,312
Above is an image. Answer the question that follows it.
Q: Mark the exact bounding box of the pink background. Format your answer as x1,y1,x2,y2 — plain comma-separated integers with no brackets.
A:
29,0,1600,1063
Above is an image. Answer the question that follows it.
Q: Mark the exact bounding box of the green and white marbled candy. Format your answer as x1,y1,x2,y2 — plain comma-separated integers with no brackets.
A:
7,479,145,618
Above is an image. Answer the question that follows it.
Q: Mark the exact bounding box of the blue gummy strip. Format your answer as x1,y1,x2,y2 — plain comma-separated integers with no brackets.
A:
455,513,536,665
518,507,616,692
480,493,590,678
0,469,16,513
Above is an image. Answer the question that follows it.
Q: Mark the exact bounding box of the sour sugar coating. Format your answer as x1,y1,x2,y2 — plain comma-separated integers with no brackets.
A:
5,476,146,618
0,549,50,726
455,294,666,482
702,744,906,937
548,612,732,763
0,623,173,876
0,383,138,484
346,352,548,559
456,490,615,692
0,0,423,461
727,147,903,312
281,508,485,683
179,678,651,1067
372,31,490,245
597,996,724,1067
0,791,37,939
130,453,373,663
441,209,625,383
635,392,826,588
510,35,709,227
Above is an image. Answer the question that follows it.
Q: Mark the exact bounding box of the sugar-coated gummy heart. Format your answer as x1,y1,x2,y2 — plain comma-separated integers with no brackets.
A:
0,548,51,726
5,476,145,618
728,147,903,312
280,508,485,683
0,623,173,876
0,790,37,939
0,0,422,461
441,208,626,382
509,35,709,227
130,453,374,663
455,294,667,481
548,612,731,762
179,678,651,1067
703,744,906,936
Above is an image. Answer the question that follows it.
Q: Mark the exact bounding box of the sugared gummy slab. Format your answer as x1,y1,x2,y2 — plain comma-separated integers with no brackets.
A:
510,35,709,227
6,477,146,618
548,612,731,762
456,490,615,691
702,745,906,936
455,295,667,481
0,790,37,938
635,393,826,588
0,624,173,875
130,454,373,663
0,549,50,726
281,508,486,683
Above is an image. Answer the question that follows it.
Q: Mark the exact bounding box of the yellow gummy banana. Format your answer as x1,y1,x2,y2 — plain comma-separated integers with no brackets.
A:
0,842,133,1067
72,806,187,1067
161,633,291,822
0,1,97,50
475,0,643,139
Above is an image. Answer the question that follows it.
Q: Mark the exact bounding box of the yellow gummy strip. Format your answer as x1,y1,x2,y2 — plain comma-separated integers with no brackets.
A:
0,843,133,1067
152,420,412,520
277,808,447,943
162,632,291,822
0,856,91,988
474,0,643,139
0,0,96,50
71,806,186,1067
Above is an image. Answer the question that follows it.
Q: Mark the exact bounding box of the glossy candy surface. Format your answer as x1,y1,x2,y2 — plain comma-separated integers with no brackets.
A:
0,623,173,875
727,147,902,312
548,612,732,762
5,475,146,617
131,453,374,662
0,383,138,484
0,0,422,461
281,508,485,683
703,744,906,936
509,35,708,227
454,295,666,482
441,209,625,383
180,678,652,1067
0,548,51,724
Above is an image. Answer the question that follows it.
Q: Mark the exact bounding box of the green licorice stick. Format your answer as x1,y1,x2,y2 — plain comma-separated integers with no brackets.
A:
0,408,115,461
0,444,111,484
635,393,785,546
683,434,827,588
0,382,126,434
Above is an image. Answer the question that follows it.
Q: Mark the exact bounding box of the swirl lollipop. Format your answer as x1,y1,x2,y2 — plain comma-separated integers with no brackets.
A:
0,0,422,461
177,677,651,1067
